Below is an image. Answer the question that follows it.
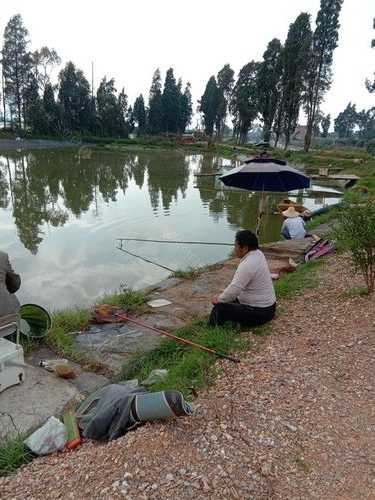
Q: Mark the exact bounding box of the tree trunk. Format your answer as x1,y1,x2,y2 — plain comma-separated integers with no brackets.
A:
2,72,6,129
263,121,271,143
284,130,290,150
304,58,324,152
304,120,314,152
239,129,247,145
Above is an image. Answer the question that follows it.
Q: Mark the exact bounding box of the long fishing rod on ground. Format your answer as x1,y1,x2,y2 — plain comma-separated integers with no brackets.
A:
113,310,241,364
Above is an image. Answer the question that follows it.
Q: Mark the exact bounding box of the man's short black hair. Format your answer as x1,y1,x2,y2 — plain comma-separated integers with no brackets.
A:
235,230,259,250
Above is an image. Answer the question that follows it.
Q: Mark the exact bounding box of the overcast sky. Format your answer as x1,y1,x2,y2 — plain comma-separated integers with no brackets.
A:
1,0,374,126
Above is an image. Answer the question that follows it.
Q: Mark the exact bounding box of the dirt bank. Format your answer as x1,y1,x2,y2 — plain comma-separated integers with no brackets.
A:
1,254,374,499
0,138,80,151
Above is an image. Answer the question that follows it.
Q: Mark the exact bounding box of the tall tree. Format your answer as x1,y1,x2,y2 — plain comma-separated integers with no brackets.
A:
280,13,312,149
118,87,128,137
199,76,220,136
230,62,259,144
43,83,60,134
133,94,146,134
257,38,283,142
334,102,358,138
96,77,123,136
126,105,135,134
148,68,163,134
2,14,32,129
303,0,344,151
178,82,193,133
23,72,47,133
357,107,375,141
58,61,93,133
321,113,331,137
161,68,179,133
32,46,61,92
216,64,235,137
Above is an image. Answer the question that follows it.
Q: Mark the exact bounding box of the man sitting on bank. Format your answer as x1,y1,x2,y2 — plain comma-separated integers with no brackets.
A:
280,206,306,240
209,230,276,328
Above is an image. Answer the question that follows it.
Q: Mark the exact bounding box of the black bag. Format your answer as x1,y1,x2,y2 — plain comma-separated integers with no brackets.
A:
5,271,21,294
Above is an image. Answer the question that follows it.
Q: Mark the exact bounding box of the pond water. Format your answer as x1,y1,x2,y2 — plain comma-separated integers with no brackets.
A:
0,149,342,310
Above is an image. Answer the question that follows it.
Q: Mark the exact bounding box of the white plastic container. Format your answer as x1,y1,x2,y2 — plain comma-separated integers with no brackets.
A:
0,338,25,393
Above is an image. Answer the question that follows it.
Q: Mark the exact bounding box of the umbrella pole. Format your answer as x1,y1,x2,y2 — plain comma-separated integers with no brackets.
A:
255,191,266,236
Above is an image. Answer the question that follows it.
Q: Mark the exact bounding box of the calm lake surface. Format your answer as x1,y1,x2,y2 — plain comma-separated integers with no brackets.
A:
0,149,342,310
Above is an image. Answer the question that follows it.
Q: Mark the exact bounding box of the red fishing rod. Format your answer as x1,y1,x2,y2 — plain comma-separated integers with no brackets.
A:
94,305,241,363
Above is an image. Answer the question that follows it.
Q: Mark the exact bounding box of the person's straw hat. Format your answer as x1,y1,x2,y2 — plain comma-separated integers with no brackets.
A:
282,206,300,218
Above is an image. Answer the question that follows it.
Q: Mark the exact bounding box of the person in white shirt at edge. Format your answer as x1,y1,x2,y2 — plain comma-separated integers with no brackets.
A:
280,206,306,240
209,230,276,328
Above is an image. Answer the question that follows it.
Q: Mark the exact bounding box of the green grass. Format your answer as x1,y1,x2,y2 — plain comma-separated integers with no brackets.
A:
171,263,223,280
274,260,323,300
44,287,146,367
306,207,339,231
45,308,95,366
98,287,147,313
0,435,33,476
121,320,248,398
121,260,323,397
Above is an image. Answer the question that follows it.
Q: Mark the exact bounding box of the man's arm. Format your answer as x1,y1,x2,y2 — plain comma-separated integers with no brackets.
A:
218,262,253,303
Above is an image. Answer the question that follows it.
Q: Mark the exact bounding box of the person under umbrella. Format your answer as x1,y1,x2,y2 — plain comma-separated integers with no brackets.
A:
280,206,307,240
209,230,276,328
219,157,310,235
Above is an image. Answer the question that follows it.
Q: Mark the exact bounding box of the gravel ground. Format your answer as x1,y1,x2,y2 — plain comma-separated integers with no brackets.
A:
1,254,375,499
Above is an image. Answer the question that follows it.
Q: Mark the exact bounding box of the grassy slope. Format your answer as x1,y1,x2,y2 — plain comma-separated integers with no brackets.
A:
121,259,323,398
36,288,147,371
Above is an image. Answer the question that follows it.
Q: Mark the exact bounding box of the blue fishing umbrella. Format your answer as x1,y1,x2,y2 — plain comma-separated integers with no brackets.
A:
219,158,310,192
219,158,310,235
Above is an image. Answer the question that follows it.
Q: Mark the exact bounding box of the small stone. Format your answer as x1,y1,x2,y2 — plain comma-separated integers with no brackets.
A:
261,463,272,476
179,468,187,475
151,483,158,490
112,480,120,489
166,473,174,482
285,423,298,432
200,477,210,492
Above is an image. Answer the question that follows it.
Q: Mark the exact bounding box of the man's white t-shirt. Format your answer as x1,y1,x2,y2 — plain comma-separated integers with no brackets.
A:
281,217,306,239
219,249,276,307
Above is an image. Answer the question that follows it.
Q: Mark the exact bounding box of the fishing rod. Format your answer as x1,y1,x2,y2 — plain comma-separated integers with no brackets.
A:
117,238,233,246
117,243,177,272
110,309,240,363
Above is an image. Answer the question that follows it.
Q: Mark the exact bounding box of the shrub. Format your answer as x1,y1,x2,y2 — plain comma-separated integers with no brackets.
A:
334,197,375,293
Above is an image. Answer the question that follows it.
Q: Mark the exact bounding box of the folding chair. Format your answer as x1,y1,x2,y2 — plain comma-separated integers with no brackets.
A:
0,313,25,393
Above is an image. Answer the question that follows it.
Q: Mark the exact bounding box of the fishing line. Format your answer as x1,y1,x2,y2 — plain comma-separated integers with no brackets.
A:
117,242,176,273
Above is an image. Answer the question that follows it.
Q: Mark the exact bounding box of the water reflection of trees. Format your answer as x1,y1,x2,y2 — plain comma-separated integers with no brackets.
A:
146,151,190,212
0,149,191,254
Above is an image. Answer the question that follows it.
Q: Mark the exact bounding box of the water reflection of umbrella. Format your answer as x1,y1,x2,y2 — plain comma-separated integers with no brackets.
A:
219,158,310,235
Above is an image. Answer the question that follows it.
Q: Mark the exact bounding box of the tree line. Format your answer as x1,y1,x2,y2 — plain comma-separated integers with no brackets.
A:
0,15,193,139
199,0,344,151
334,103,375,142
1,3,373,152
